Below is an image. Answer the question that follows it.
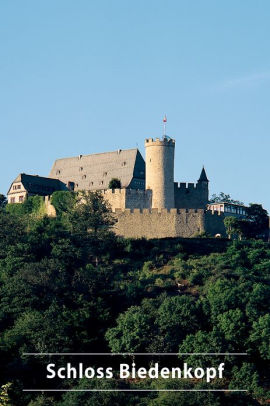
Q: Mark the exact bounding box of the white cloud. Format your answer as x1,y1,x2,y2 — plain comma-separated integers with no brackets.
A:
217,71,270,90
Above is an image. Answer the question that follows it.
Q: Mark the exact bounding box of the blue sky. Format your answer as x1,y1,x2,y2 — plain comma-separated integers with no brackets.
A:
1,1,270,211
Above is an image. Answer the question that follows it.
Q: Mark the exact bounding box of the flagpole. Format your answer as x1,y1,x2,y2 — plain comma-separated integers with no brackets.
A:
163,115,167,138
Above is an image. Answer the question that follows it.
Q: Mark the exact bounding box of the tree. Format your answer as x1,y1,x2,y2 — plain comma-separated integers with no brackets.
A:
216,309,247,347
245,204,269,239
67,191,117,265
249,314,270,360
209,192,244,205
108,178,121,189
68,191,115,236
224,216,241,239
0,211,26,258
105,305,154,352
0,383,12,406
156,296,201,351
0,194,7,209
51,191,75,216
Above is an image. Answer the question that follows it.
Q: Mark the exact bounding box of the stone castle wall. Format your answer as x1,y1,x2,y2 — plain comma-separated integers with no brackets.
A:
101,189,152,211
174,182,209,209
113,208,225,239
44,193,225,239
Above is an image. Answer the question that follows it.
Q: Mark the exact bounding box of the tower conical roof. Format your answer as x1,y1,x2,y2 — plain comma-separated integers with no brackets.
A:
198,166,209,182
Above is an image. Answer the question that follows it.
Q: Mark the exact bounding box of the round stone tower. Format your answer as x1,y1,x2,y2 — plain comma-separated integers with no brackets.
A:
145,137,175,210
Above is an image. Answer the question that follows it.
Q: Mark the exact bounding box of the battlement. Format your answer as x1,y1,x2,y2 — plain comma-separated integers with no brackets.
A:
114,208,205,214
113,206,225,239
174,182,198,190
100,188,124,195
100,188,151,196
145,137,175,146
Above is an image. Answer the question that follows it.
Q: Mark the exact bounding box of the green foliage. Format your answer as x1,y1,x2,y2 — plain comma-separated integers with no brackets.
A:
156,296,201,351
28,396,55,406
0,202,269,405
105,305,154,352
108,178,121,189
209,192,244,205
216,309,247,344
68,190,115,235
249,314,270,360
50,190,75,216
5,196,45,217
0,383,12,406
0,194,7,210
224,216,242,239
245,203,269,239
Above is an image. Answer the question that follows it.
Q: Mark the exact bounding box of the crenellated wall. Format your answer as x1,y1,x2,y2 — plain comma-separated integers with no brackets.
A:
100,188,152,211
113,208,225,239
43,192,225,239
174,182,209,209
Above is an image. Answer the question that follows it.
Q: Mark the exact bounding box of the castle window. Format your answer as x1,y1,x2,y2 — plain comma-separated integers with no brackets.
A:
122,161,126,166
68,181,75,191
79,167,83,172
82,175,86,179
90,182,94,186
100,181,104,185
56,170,61,175
103,172,107,176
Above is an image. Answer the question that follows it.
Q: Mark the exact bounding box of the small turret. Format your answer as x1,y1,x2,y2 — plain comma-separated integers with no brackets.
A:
197,166,209,204
198,166,209,183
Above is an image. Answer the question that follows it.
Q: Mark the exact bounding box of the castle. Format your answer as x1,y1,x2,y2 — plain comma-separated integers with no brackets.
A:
7,134,226,238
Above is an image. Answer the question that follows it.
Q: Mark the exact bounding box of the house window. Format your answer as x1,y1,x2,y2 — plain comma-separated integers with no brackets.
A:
19,196,24,202
10,197,15,203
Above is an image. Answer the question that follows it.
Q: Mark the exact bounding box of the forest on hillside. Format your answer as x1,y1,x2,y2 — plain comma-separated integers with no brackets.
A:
0,192,269,405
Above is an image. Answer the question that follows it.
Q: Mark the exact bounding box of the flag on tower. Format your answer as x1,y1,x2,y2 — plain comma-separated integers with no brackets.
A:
163,115,167,123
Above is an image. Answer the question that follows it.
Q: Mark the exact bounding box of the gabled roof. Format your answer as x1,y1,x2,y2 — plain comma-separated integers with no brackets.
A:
49,148,145,190
8,174,67,195
198,167,209,182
